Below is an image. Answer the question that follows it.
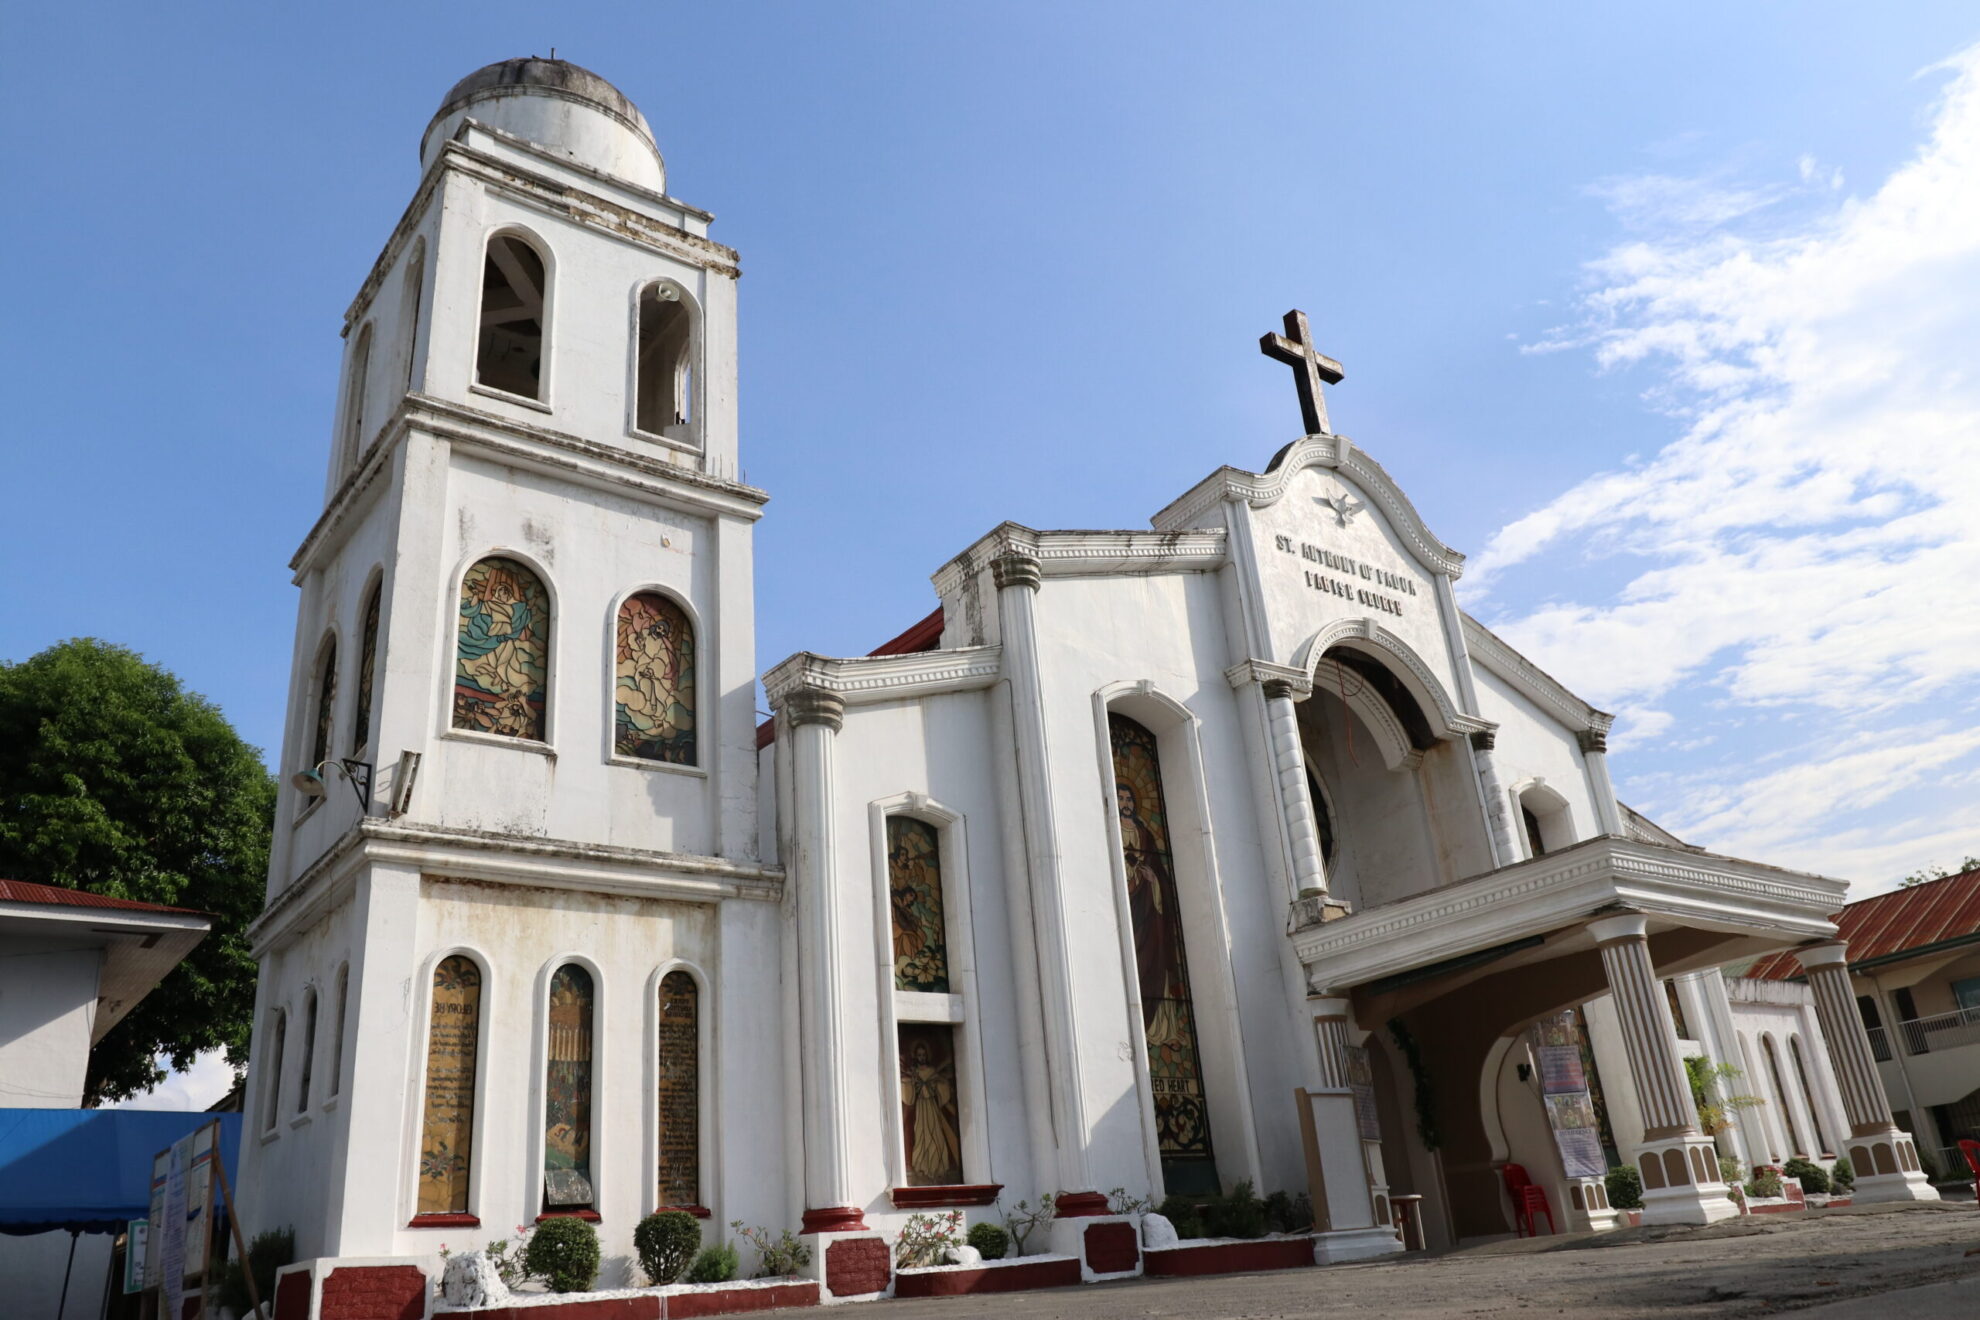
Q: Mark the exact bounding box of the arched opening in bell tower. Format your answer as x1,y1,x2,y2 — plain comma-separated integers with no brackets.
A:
476,232,549,400
634,281,694,438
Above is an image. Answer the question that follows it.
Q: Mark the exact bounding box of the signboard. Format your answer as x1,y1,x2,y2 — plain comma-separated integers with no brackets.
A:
161,1138,189,1320
124,1219,148,1295
1531,1012,1607,1180
1345,1045,1382,1142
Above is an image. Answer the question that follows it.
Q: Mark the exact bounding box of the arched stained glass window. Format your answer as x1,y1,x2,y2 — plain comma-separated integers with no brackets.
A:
417,955,482,1215
544,964,595,1210
454,558,550,741
310,639,337,773
614,592,695,763
354,585,380,752
888,817,949,993
1110,712,1218,1194
656,971,699,1207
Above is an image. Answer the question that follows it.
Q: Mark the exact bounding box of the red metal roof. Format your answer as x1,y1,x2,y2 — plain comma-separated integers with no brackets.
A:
1747,865,1980,980
757,607,947,749
0,878,203,917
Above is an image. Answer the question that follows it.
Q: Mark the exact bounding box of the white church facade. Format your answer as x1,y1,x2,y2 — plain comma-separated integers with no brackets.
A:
235,57,1935,1301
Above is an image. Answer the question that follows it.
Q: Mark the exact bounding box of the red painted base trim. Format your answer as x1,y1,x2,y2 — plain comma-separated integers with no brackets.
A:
536,1209,603,1223
451,1302,658,1320
656,1204,714,1219
890,1183,1003,1209
894,1258,1082,1297
1143,1237,1315,1277
801,1205,868,1234
407,1212,482,1229
1052,1191,1111,1218
667,1282,819,1316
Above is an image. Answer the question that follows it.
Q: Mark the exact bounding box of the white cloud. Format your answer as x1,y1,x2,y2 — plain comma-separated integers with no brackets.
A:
1469,42,1980,896
103,1049,239,1112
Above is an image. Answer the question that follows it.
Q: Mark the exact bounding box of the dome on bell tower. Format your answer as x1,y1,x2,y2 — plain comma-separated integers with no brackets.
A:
420,57,665,193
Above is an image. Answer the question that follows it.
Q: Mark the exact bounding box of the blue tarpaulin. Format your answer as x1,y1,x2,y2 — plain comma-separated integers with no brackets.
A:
0,1109,242,1235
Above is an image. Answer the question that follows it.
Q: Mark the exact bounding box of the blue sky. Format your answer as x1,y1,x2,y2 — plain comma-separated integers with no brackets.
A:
5,3,1978,904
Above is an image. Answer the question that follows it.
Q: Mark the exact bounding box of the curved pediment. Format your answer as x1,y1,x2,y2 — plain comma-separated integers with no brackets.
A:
1152,433,1466,581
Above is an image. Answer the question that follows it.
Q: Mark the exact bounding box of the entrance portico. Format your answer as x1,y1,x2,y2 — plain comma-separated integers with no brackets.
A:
1294,836,1851,1231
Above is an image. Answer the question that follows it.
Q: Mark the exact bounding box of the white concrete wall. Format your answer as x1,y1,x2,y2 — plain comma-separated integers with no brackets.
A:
0,939,99,1108
1472,668,1602,857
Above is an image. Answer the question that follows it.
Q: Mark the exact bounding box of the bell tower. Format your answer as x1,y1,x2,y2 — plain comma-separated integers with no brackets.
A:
241,59,782,1262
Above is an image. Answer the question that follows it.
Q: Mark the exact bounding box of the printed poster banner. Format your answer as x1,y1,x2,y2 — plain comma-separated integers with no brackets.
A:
124,1219,148,1295
161,1138,188,1320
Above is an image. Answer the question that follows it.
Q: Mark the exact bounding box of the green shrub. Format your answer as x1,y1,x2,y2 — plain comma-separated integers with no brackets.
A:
1717,1155,1744,1186
1781,1157,1830,1195
730,1221,811,1278
526,1216,602,1294
684,1242,739,1284
1203,1180,1269,1240
965,1222,1009,1261
1605,1164,1643,1210
1830,1156,1854,1191
634,1210,703,1285
1157,1194,1204,1240
219,1226,295,1315
1746,1167,1784,1199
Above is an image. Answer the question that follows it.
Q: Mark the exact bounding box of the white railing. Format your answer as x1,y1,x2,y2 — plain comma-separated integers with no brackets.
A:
1865,1024,1892,1063
1897,1003,1980,1056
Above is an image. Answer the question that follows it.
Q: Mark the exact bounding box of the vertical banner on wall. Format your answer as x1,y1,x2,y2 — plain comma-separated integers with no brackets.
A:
124,1219,148,1295
160,1138,189,1320
1532,1012,1606,1180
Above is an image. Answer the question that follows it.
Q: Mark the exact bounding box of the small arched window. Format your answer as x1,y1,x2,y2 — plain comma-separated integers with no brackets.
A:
477,234,548,400
1761,1035,1805,1155
634,283,693,436
656,970,700,1208
402,246,426,392
544,964,596,1211
454,558,550,741
1789,1036,1830,1154
354,584,381,754
417,955,483,1216
614,592,695,763
1522,805,1546,857
328,962,350,1101
342,324,374,471
261,1009,287,1135
297,987,318,1113
309,638,338,774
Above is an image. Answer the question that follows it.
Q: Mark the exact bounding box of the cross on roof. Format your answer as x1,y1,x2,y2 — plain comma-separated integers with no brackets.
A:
1259,309,1344,436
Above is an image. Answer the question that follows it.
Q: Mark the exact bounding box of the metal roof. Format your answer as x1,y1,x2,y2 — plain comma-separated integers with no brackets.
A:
0,878,203,917
1746,865,1980,979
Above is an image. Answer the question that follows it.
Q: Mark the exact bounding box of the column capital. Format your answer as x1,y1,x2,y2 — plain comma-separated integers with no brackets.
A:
1306,993,1350,1021
1262,678,1299,701
1794,941,1850,972
1224,657,1313,698
1576,727,1609,755
1469,728,1497,753
1587,911,1648,945
781,688,845,732
990,551,1042,593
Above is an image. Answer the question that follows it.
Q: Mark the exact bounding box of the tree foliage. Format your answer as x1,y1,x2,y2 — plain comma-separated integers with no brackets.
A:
1900,856,1980,887
0,639,274,1103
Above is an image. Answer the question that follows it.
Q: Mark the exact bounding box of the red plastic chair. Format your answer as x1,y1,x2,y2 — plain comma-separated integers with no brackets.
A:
1501,1162,1557,1237
1957,1138,1980,1186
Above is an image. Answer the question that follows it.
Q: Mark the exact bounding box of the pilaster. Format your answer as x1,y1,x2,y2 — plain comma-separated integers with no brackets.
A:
1576,728,1626,837
1301,996,1403,1263
1467,729,1518,868
1795,942,1937,1203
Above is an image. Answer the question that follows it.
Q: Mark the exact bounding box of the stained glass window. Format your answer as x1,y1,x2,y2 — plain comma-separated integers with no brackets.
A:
544,964,595,1209
657,971,700,1207
888,817,949,993
1110,713,1218,1193
310,639,337,773
354,585,380,752
899,1022,963,1186
454,557,550,741
417,955,481,1215
614,592,695,763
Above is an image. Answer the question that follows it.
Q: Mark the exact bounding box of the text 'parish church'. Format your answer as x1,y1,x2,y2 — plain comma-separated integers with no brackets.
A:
237,57,1935,1296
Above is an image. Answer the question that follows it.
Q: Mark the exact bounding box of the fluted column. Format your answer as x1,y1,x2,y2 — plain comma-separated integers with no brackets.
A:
1264,679,1329,899
1590,916,1695,1138
1589,913,1738,1224
1795,942,1936,1202
784,687,864,1234
1468,729,1519,867
992,551,1103,1213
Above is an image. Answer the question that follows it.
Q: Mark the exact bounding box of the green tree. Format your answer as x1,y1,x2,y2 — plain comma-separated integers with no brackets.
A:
0,639,275,1103
1901,856,1980,887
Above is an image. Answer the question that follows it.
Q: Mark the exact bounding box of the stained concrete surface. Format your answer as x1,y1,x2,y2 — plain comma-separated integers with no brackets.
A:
855,1203,1980,1319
